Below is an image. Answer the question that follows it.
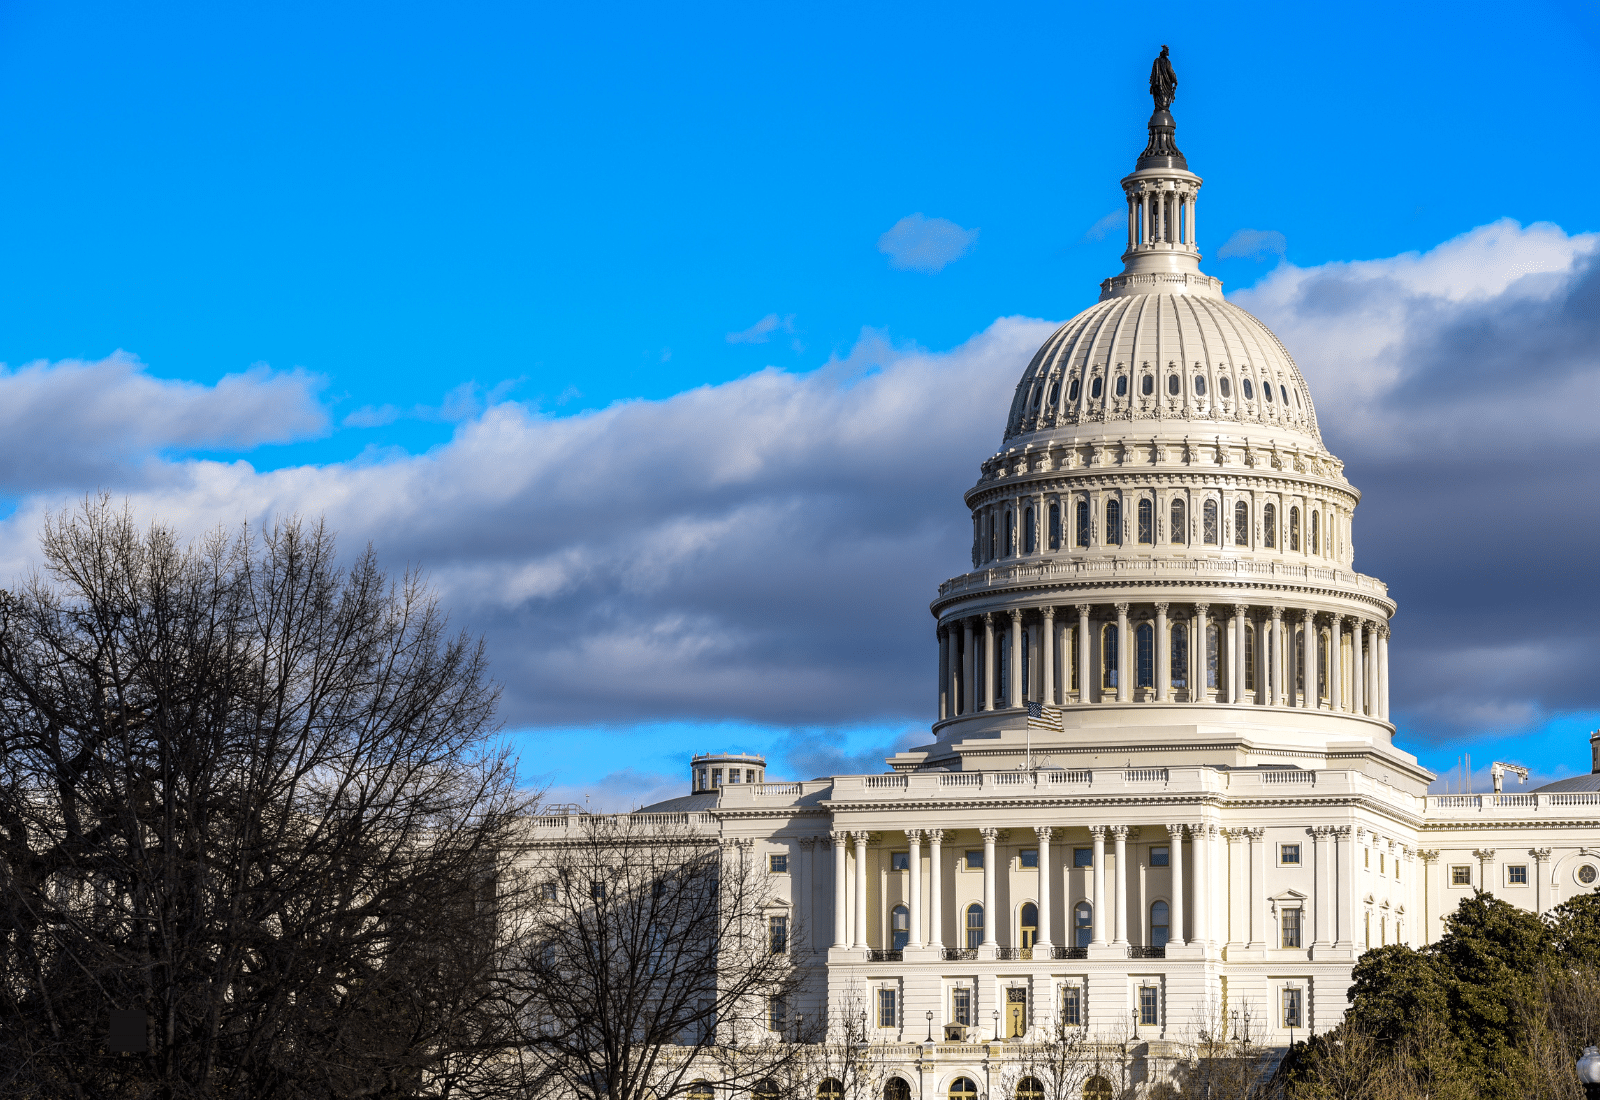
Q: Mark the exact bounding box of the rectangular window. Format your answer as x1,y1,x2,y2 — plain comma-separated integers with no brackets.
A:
1150,846,1169,867
768,853,788,873
952,988,971,1026
1280,844,1301,866
1508,864,1528,886
540,881,557,901
728,769,740,783
1282,908,1302,948
965,850,984,870
1061,987,1082,1027
590,880,606,900
1451,865,1471,886
1019,849,1039,869
698,767,708,789
1379,853,1386,874
769,995,786,1032
1283,988,1302,1029
1364,848,1370,869
877,989,897,1029
1139,986,1158,1027
768,915,788,955
891,851,910,872
712,769,723,787
1074,848,1093,868
746,769,756,783
1049,502,1061,550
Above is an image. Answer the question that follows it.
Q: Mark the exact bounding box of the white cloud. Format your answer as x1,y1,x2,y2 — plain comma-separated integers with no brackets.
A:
1216,228,1287,260
726,313,796,345
877,213,979,273
1083,210,1123,242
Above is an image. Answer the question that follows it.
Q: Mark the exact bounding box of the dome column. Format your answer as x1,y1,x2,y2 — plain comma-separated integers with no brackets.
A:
1115,603,1131,703
1270,608,1284,707
1076,604,1091,705
1155,602,1170,701
937,626,950,720
1329,615,1344,712
1231,605,1247,705
1378,624,1391,720
962,618,976,715
1351,619,1366,716
1304,609,1318,710
1008,610,1023,708
1041,606,1056,706
1193,604,1210,702
982,613,996,711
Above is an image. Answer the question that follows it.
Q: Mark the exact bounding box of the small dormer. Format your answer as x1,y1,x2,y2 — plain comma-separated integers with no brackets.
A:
689,752,766,794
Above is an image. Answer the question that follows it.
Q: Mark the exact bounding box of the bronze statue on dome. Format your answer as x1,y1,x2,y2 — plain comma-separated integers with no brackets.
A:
1150,45,1177,110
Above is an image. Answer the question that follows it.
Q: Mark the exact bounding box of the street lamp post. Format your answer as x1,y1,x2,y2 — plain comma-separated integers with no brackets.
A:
1131,1009,1139,1042
993,1008,1001,1042
1577,1045,1600,1099
926,1010,934,1042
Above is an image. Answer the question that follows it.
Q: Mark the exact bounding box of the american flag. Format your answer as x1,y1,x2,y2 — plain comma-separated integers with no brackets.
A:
1026,701,1062,732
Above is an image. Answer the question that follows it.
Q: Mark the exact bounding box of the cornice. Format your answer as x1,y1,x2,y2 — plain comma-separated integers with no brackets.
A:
930,574,1396,620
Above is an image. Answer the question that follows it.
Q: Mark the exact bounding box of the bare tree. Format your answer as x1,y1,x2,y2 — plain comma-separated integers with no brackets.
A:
0,499,536,1099
1175,998,1278,1099
513,814,807,1100
993,1019,1100,1100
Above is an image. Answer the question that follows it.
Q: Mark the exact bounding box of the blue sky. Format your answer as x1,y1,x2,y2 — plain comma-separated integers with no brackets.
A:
0,1,1596,806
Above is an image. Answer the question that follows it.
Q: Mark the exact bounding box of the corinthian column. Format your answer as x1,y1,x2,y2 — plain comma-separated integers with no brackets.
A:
1008,610,1023,708
1167,824,1186,947
1189,823,1209,947
906,829,924,948
962,618,975,715
937,626,950,720
982,613,996,711
1312,827,1332,952
1351,619,1366,716
1155,602,1170,701
1076,604,1091,704
832,832,848,949
1116,603,1131,703
1112,825,1130,945
928,829,946,948
1329,616,1343,712
980,827,999,949
1090,825,1108,945
1036,826,1054,950
852,831,869,949
1379,624,1391,720
1194,603,1210,703
1233,605,1248,704
1041,606,1056,706
1270,608,1285,707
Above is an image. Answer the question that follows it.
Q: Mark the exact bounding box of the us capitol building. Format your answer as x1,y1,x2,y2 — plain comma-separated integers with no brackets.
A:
576,56,1600,1092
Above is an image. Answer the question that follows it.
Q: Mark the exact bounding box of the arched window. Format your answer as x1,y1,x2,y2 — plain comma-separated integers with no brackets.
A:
1075,499,1090,548
1074,901,1093,947
965,904,984,949
1171,624,1188,690
1206,623,1219,688
1031,385,1042,411
1048,381,1060,407
1202,500,1218,544
1068,378,1080,403
1024,507,1036,554
1136,623,1154,688
1264,381,1274,403
818,1081,844,1100
998,636,1009,706
1137,499,1153,544
891,905,910,950
885,1080,912,1100
1049,502,1061,550
689,1084,714,1100
1115,375,1128,397
1017,1078,1045,1100
1194,375,1207,396
1084,1077,1114,1100
1005,511,1014,556
1311,510,1320,555
1170,498,1186,544
1243,378,1254,400
1281,385,1290,405
1219,376,1232,398
1106,499,1122,545
1293,386,1302,407
1234,501,1249,546
1101,624,1118,690
949,1079,977,1100
1245,624,1257,692
1318,632,1329,700
1090,377,1102,400
1167,373,1180,395
756,1081,781,1100
1020,902,1038,951
1066,626,1079,691
1296,631,1306,694
1290,507,1300,551
1263,503,1276,548
1021,631,1030,699
1150,901,1170,947
1141,374,1154,396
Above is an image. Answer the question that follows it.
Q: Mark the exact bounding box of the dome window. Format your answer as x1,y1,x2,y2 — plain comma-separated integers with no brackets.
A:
1137,499,1153,544
1067,378,1080,402
1048,381,1060,406
1281,384,1291,405
1242,379,1254,400
1031,385,1043,411
1263,503,1276,549
1264,384,1274,403
1292,387,1301,408
1141,374,1154,396
1193,375,1206,396
1105,499,1122,545
1202,500,1218,544
1219,377,1231,398
1115,375,1128,398
1170,499,1186,544
1090,377,1103,400
1167,374,1180,395
1075,499,1090,547
1290,507,1300,551
1234,501,1249,546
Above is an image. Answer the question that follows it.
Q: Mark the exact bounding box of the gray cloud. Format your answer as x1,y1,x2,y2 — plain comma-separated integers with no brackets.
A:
878,213,979,273
1234,219,1600,742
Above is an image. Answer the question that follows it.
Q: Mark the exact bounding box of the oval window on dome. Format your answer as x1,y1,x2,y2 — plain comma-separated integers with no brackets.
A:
1219,377,1231,398
1141,374,1153,396
1090,377,1102,400
1264,383,1274,403
1049,381,1060,406
1293,387,1301,408
1068,378,1080,402
1167,374,1179,395
1193,375,1206,397
1281,384,1290,405
1242,379,1254,400
1115,375,1128,397
1032,385,1043,411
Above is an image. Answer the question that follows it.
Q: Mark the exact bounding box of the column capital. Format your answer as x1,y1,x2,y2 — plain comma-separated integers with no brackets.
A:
1188,822,1210,836
1114,602,1130,615
1041,605,1056,622
1243,827,1266,839
1530,847,1553,862
926,828,947,843
1269,606,1283,621
1417,849,1440,862
1378,623,1391,639
1309,825,1336,838
905,829,924,843
1153,602,1169,613
1233,603,1249,616
1302,607,1316,623
798,837,818,850
1472,848,1497,861
1333,825,1353,838
1076,603,1092,615
982,612,994,625
979,827,1001,842
850,830,871,843
1036,826,1055,842
1109,824,1130,839
1089,825,1109,839
1165,823,1186,839
1011,607,1025,623
1193,602,1209,615
829,831,850,844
